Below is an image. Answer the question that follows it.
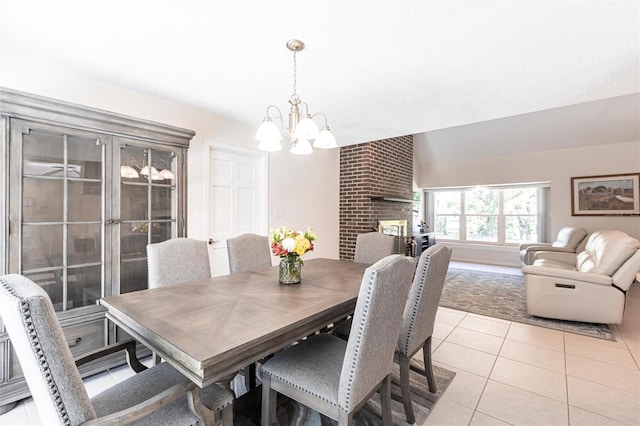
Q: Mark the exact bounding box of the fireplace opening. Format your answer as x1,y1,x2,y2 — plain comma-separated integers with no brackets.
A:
378,220,413,256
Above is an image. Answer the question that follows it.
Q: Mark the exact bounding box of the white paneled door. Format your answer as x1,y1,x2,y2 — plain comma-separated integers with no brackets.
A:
208,147,268,276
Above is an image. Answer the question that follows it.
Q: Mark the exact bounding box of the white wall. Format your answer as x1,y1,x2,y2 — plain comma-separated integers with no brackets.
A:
4,54,635,268
417,139,640,265
1,56,340,263
267,148,340,261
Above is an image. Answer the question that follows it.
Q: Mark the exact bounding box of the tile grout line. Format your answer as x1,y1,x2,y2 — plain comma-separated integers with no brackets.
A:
471,320,512,419
563,330,571,425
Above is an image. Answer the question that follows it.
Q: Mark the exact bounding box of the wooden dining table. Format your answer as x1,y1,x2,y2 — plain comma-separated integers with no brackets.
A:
100,258,369,423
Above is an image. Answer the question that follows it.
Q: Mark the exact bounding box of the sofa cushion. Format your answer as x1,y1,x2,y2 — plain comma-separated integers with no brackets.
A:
576,230,640,276
552,226,587,250
532,259,578,271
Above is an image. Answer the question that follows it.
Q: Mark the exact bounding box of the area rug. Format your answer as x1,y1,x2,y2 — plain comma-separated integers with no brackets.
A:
440,268,615,341
233,361,455,425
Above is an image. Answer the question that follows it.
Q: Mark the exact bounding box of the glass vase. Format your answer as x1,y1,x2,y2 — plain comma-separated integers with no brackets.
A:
279,257,302,285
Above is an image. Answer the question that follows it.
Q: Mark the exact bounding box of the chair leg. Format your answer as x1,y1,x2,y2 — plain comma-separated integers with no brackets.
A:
338,409,353,426
380,375,393,426
398,353,415,424
261,374,277,426
423,337,437,393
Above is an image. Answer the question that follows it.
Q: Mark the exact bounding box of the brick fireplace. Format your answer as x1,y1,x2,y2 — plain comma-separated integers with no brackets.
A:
339,135,414,261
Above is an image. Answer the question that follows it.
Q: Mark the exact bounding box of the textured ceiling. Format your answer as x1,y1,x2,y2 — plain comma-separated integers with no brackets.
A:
415,93,640,164
0,0,638,151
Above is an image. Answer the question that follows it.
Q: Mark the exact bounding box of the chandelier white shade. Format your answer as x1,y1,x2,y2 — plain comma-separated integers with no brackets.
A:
120,164,139,179
290,138,313,155
255,118,282,151
256,39,337,155
314,127,338,149
119,151,175,180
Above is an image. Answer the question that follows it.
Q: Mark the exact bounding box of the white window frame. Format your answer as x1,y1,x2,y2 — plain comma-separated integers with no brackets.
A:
424,183,550,245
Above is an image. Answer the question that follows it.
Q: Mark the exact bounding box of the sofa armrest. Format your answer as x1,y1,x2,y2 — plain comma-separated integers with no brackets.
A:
532,251,577,264
523,265,613,286
612,250,640,291
529,246,574,253
519,242,551,251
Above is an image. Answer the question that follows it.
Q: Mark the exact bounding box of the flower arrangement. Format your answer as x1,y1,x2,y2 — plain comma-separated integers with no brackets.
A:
270,226,316,263
270,226,316,284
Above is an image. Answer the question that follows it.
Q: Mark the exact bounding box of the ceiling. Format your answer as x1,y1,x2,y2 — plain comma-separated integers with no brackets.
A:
0,0,638,156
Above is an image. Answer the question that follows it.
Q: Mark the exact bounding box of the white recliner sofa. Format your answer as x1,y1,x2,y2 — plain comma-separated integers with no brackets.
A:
523,230,640,324
519,226,588,266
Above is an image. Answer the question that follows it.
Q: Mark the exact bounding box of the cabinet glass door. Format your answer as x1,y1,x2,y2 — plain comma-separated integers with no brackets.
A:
118,144,178,293
10,122,104,311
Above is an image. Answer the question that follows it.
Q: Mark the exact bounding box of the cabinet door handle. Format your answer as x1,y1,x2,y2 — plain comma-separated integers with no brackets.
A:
68,337,82,347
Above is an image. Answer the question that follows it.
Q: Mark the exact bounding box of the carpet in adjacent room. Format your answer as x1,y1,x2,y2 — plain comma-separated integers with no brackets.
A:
440,268,614,341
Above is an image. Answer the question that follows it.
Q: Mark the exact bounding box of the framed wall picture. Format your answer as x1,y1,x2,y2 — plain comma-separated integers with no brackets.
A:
571,173,640,216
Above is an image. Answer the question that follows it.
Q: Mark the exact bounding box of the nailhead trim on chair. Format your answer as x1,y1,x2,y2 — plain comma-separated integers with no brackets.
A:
265,265,385,411
343,270,374,409
263,370,339,407
214,398,234,410
398,253,431,356
264,257,399,415
0,278,71,425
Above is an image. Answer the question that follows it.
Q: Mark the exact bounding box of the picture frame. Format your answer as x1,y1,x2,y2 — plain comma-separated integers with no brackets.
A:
571,173,640,216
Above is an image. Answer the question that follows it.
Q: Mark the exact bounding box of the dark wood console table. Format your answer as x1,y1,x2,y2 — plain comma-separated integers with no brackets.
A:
414,232,436,256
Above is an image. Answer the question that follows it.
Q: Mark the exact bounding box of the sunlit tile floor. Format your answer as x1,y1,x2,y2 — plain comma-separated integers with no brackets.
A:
2,261,639,425
426,262,640,426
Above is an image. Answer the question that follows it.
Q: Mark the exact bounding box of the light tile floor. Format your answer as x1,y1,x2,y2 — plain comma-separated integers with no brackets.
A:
2,261,639,425
425,261,640,426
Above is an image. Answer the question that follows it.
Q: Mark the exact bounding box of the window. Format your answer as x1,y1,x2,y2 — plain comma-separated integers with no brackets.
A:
465,188,499,242
503,187,538,243
434,192,461,240
431,186,542,244
413,191,421,226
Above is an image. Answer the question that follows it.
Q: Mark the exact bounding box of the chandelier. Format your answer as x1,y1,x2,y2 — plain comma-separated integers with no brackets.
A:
255,39,337,155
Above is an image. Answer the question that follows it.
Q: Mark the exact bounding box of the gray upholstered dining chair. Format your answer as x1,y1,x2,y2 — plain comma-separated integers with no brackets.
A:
353,231,398,264
396,244,452,423
225,233,272,391
147,237,211,288
331,244,452,423
147,238,212,365
146,238,255,394
226,233,272,274
260,254,416,426
0,274,234,426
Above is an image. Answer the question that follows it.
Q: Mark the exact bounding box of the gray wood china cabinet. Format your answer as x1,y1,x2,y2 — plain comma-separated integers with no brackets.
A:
0,88,194,412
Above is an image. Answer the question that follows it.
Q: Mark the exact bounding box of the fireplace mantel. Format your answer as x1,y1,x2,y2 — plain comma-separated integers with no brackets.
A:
370,196,414,203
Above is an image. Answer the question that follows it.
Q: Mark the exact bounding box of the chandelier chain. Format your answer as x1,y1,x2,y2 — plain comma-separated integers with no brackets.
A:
292,51,297,98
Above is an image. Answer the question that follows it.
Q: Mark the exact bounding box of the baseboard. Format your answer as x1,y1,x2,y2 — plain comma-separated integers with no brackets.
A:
444,242,521,267
451,256,521,268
